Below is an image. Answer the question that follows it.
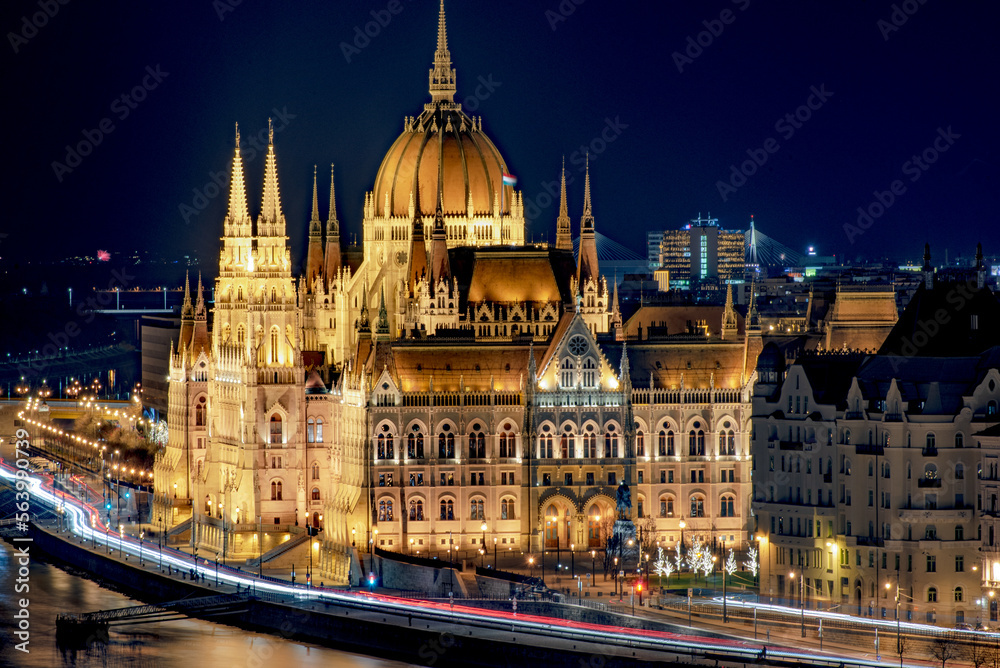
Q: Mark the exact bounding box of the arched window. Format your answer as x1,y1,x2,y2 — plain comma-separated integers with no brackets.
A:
560,434,570,459
582,358,597,387
956,463,965,479
637,496,645,518
955,433,964,448
469,425,485,459
587,509,602,547
470,498,485,520
690,495,705,518
989,400,998,416
882,461,890,478
636,429,645,457
720,495,735,517
271,287,277,303
378,499,394,521
584,425,596,458
271,480,282,500
659,496,674,517
719,429,735,456
499,426,515,458
844,429,851,445
307,418,315,443
440,499,454,520
195,397,206,427
438,427,455,459
689,430,705,456
539,429,553,459
928,587,938,603
658,430,675,456
315,418,323,443
926,433,936,450
408,428,424,459
311,487,320,501
269,414,282,445
236,324,245,345
560,358,575,388
955,587,964,602
501,498,515,520
605,428,619,458
269,327,279,364
311,462,320,480
409,499,424,521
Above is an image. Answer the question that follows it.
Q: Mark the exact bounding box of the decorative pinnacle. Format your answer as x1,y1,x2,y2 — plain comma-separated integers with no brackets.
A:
268,118,273,145
437,0,448,54
558,156,568,218
327,164,339,234
235,122,240,148
310,165,320,225
428,0,456,103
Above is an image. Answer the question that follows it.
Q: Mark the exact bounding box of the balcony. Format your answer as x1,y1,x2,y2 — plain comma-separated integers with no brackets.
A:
917,478,941,488
779,441,804,451
855,444,884,456
921,448,938,457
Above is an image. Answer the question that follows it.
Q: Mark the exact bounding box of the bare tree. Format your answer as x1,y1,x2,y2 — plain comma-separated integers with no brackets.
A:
896,634,907,668
930,638,960,668
636,517,657,556
967,641,992,668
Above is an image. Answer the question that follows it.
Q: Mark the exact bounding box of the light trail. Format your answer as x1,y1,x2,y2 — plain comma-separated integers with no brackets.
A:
0,460,949,666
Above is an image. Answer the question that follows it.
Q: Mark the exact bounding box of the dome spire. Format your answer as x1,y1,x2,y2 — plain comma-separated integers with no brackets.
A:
428,0,456,104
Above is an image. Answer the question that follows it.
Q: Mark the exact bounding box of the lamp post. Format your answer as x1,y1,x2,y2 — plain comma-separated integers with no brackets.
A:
119,524,124,560
352,527,356,547
139,531,144,565
409,538,414,555
493,537,497,569
570,543,575,578
679,519,686,548
614,556,619,595
791,571,805,637
529,556,534,580
106,525,109,554
481,521,487,568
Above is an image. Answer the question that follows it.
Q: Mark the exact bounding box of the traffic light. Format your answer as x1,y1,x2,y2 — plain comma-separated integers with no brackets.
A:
125,492,130,499
637,582,643,593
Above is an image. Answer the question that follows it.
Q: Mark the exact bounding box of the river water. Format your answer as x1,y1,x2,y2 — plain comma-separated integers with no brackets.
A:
0,540,415,668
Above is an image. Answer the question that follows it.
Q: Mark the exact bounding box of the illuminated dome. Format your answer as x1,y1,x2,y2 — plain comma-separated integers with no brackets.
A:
373,108,510,218
371,1,512,219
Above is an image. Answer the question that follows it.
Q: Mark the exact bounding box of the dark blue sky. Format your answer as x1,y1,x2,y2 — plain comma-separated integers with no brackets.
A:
4,0,998,271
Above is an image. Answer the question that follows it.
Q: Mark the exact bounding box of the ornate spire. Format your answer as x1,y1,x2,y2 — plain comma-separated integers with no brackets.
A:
357,283,371,333
181,271,193,318
428,0,456,104
306,165,324,290
227,123,249,227
375,283,390,337
619,340,631,392
555,157,572,251
326,164,339,236
323,164,342,286
722,282,738,339
309,165,321,232
430,202,450,284
260,118,283,225
581,153,594,229
610,277,622,337
195,272,206,317
748,277,760,330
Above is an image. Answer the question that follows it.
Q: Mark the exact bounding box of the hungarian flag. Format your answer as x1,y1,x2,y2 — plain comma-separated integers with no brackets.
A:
502,173,517,186
96,250,111,262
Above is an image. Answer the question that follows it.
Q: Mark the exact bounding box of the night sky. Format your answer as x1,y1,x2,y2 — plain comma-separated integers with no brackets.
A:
5,0,998,273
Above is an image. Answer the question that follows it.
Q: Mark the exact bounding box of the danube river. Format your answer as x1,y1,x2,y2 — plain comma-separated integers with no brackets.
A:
0,540,414,667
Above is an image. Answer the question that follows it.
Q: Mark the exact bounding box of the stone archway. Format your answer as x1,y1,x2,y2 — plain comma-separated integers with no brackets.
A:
583,497,614,549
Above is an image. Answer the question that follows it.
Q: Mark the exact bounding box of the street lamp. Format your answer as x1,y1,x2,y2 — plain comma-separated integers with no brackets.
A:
119,524,124,560
351,528,356,547
493,537,497,569
481,521,487,568
528,555,535,580
139,531,144,565
790,571,805,637
409,538,414,555
679,520,686,548
614,556,619,595
591,550,596,583
570,543,575,578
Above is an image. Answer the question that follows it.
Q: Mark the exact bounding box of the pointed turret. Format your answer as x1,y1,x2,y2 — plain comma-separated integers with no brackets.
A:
375,283,390,339
610,278,623,340
747,277,760,331
428,0,456,104
305,165,324,291
721,282,738,340
576,155,599,287
260,119,284,230
430,202,451,285
227,124,250,233
323,164,342,286
190,273,209,356
408,192,428,294
619,340,631,393
179,272,194,355
357,282,371,334
555,157,572,251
